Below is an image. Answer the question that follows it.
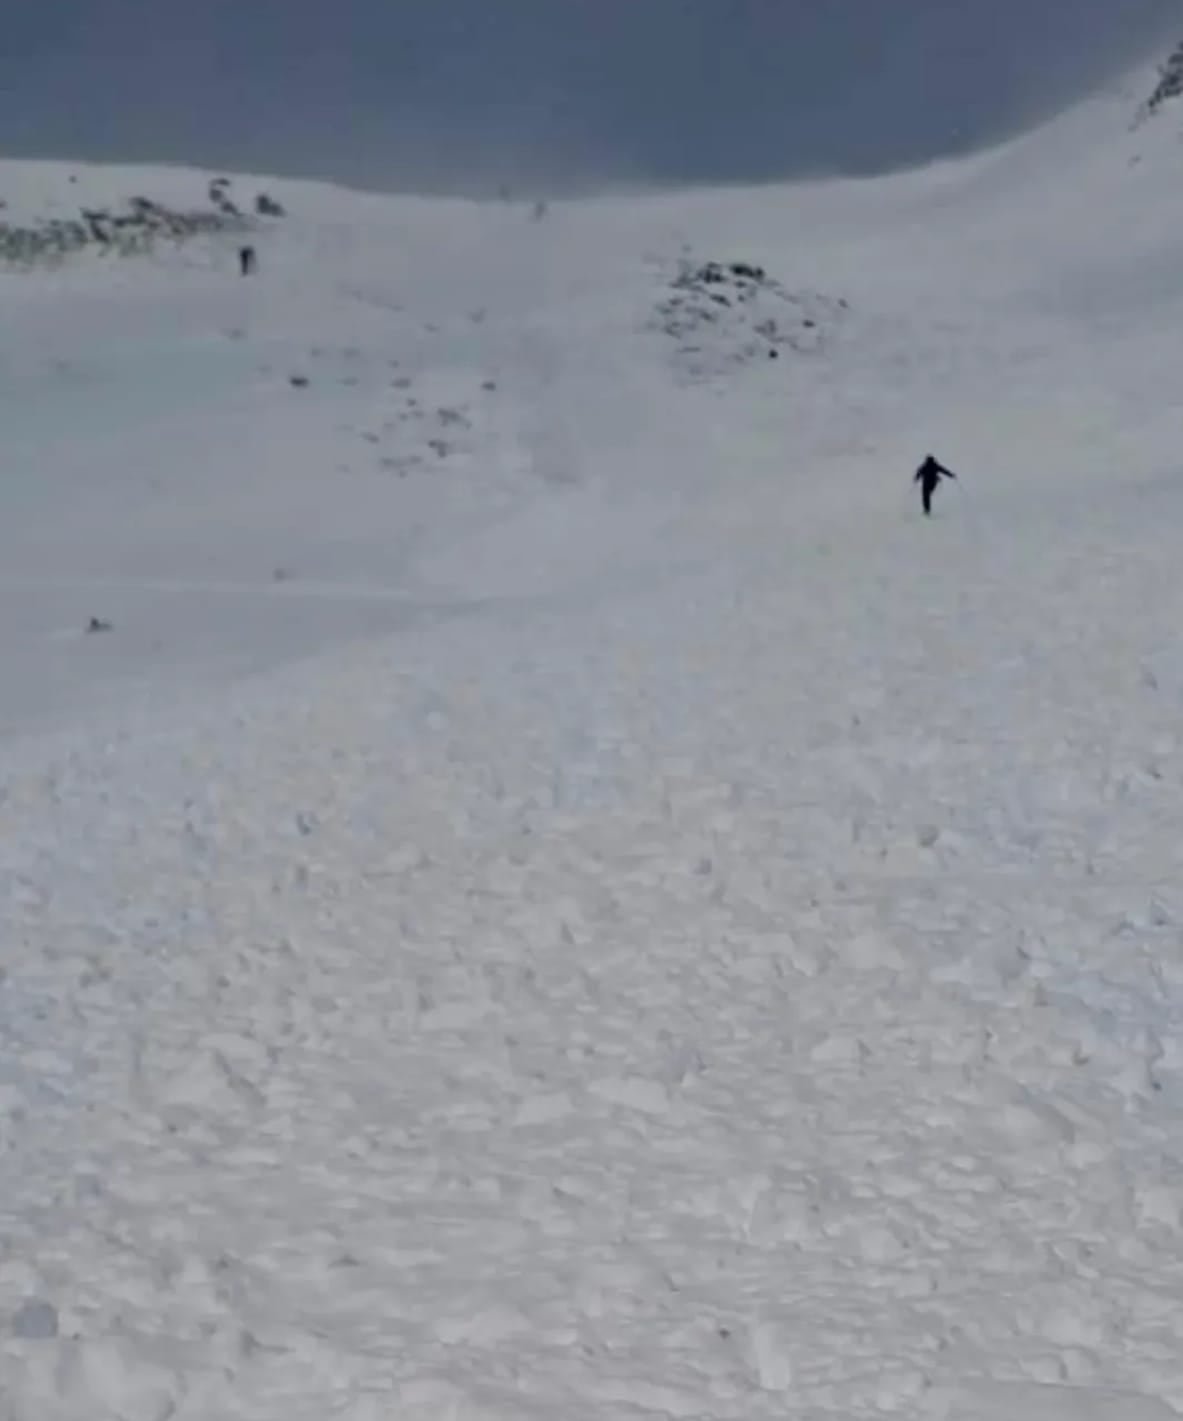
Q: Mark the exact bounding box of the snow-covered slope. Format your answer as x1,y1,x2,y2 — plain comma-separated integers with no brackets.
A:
4,52,1183,1421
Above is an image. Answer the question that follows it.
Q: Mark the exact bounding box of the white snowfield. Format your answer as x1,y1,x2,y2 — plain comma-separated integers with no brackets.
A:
4,55,1183,1421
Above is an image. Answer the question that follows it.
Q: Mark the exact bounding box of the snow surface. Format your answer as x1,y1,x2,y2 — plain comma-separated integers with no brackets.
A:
4,60,1183,1421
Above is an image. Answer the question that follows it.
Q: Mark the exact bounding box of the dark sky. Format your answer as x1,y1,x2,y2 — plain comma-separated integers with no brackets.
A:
1,1,1178,193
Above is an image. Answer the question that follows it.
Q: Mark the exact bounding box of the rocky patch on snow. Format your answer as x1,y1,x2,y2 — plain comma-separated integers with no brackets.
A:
1135,39,1183,124
366,370,518,482
0,176,282,269
272,344,522,486
650,256,847,381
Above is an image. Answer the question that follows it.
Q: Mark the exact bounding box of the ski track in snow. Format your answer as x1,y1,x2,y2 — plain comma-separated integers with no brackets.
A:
4,74,1183,1421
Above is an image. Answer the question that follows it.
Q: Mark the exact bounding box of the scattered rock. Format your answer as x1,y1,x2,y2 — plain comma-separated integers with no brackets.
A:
651,255,847,381
85,617,112,635
255,191,286,218
289,375,310,389
1,188,253,269
208,177,240,217
1138,39,1183,122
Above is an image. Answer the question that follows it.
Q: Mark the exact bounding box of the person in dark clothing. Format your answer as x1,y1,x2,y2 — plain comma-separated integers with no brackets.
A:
239,245,257,277
914,453,957,515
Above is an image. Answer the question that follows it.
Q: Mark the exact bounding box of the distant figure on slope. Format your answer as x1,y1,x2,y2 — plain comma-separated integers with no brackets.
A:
914,453,957,516
239,245,257,277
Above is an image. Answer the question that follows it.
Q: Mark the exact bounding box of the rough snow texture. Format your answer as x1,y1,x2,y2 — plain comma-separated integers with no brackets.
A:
4,52,1183,1421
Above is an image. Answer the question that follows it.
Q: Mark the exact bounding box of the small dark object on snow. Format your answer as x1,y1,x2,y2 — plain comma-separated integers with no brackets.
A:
86,617,112,635
239,245,257,276
289,374,310,388
914,453,957,516
255,192,285,218
729,261,765,282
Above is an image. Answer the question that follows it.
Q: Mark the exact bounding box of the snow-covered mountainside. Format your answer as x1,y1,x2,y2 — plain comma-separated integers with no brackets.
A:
5,49,1183,1421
